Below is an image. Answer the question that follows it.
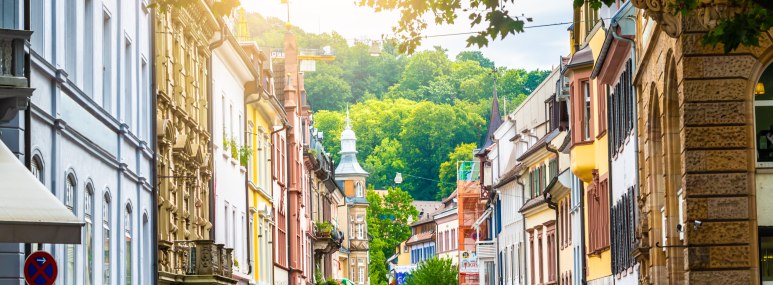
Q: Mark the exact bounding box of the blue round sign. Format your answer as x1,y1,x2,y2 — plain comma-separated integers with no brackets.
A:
23,251,57,285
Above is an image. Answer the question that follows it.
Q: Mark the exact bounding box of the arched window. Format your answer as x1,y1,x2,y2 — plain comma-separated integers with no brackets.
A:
103,191,111,284
84,184,95,285
65,173,76,285
30,155,43,182
756,64,773,165
355,182,364,197
125,203,132,285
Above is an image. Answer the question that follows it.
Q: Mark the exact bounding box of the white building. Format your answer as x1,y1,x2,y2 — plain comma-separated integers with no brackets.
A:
17,0,155,284
211,26,256,285
434,193,459,265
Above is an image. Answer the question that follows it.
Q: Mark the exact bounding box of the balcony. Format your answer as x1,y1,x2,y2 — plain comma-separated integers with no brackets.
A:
158,240,237,285
313,221,344,255
0,28,33,122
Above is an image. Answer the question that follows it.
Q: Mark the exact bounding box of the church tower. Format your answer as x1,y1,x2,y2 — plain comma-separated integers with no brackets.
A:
335,109,370,284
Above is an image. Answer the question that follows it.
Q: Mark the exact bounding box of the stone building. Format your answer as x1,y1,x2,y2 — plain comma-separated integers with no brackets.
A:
8,0,156,284
154,2,235,284
335,111,370,285
630,1,773,283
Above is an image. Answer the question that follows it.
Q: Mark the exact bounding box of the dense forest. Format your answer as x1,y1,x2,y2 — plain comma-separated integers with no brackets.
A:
246,13,550,200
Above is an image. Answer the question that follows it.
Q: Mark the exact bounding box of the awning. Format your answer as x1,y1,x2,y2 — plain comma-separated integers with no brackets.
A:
472,207,493,229
0,141,83,243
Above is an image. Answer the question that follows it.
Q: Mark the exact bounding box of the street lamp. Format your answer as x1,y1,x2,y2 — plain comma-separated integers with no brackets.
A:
394,172,403,184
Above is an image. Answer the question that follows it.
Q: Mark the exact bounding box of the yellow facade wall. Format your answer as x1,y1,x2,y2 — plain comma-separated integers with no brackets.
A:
247,101,275,283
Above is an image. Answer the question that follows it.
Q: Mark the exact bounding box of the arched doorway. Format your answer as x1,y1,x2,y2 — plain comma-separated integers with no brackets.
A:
755,62,773,284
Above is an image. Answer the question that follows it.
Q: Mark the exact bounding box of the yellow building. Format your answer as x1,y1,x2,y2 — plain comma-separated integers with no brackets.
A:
241,41,285,285
154,1,235,284
566,2,611,284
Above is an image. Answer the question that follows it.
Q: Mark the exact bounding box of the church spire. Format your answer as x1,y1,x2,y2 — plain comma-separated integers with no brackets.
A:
335,109,369,176
477,69,503,155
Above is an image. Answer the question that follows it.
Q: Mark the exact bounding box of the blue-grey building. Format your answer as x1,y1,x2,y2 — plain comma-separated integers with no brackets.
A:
0,0,155,284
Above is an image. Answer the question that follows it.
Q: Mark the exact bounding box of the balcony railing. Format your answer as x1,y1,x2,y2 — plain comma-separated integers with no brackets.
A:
159,240,234,279
313,221,344,254
0,28,31,88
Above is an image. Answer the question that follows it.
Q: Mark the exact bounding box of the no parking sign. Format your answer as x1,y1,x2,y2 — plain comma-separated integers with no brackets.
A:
23,251,57,285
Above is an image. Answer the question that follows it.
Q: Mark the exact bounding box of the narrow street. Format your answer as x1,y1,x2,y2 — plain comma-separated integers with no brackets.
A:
0,0,770,285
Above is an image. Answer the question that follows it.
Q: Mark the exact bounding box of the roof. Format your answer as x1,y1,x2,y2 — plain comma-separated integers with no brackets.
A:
518,196,548,213
0,141,83,243
477,84,503,155
345,197,369,205
335,154,369,176
517,128,561,162
406,232,434,245
565,46,594,70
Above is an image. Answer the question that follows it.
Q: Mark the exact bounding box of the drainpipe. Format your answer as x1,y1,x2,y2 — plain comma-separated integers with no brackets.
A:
270,122,289,277
516,178,527,285
546,144,560,283
580,181,587,285
150,9,159,284
244,116,251,275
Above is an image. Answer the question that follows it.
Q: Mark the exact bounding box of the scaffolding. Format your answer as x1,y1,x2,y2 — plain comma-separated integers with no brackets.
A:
456,161,487,285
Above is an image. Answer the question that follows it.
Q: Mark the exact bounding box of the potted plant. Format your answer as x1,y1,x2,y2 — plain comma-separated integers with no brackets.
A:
239,145,252,167
316,221,333,236
230,139,238,159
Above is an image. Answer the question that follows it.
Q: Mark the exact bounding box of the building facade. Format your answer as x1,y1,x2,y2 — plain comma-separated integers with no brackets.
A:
211,22,252,285
154,2,236,284
15,0,157,284
435,193,459,265
631,1,773,283
335,111,370,285
241,40,284,285
590,2,640,285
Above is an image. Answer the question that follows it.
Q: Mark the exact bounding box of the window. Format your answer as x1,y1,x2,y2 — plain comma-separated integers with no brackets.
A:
355,182,364,197
65,0,77,80
547,225,556,283
612,187,637,274
124,40,133,127
30,0,45,53
755,65,773,165
103,192,111,284
582,81,591,141
359,258,366,284
65,174,76,285
611,60,635,154
85,185,94,285
597,82,607,135
103,12,113,112
125,204,132,285
30,155,43,182
84,0,95,95
587,172,610,254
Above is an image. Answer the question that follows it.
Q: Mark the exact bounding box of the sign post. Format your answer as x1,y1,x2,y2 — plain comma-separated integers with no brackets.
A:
23,251,57,285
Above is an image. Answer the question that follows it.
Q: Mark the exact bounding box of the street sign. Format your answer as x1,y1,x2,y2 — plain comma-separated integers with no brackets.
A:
23,251,57,285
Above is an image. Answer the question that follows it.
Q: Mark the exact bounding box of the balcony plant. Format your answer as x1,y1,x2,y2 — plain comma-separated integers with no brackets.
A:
222,132,230,154
315,221,333,236
230,139,238,159
238,145,252,168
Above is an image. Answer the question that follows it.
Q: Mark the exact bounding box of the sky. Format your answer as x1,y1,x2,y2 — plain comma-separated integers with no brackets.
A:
241,0,573,71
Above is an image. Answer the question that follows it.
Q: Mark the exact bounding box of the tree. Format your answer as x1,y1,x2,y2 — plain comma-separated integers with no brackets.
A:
404,258,459,285
358,0,772,53
455,51,495,69
306,74,353,111
366,187,418,284
363,138,406,190
437,143,478,200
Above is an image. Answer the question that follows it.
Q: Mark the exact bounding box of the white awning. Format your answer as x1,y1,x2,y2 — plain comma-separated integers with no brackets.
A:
472,206,493,229
0,142,83,243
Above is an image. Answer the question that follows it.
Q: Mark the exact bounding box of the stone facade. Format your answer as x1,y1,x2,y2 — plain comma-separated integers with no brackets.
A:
632,4,773,284
154,2,234,284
